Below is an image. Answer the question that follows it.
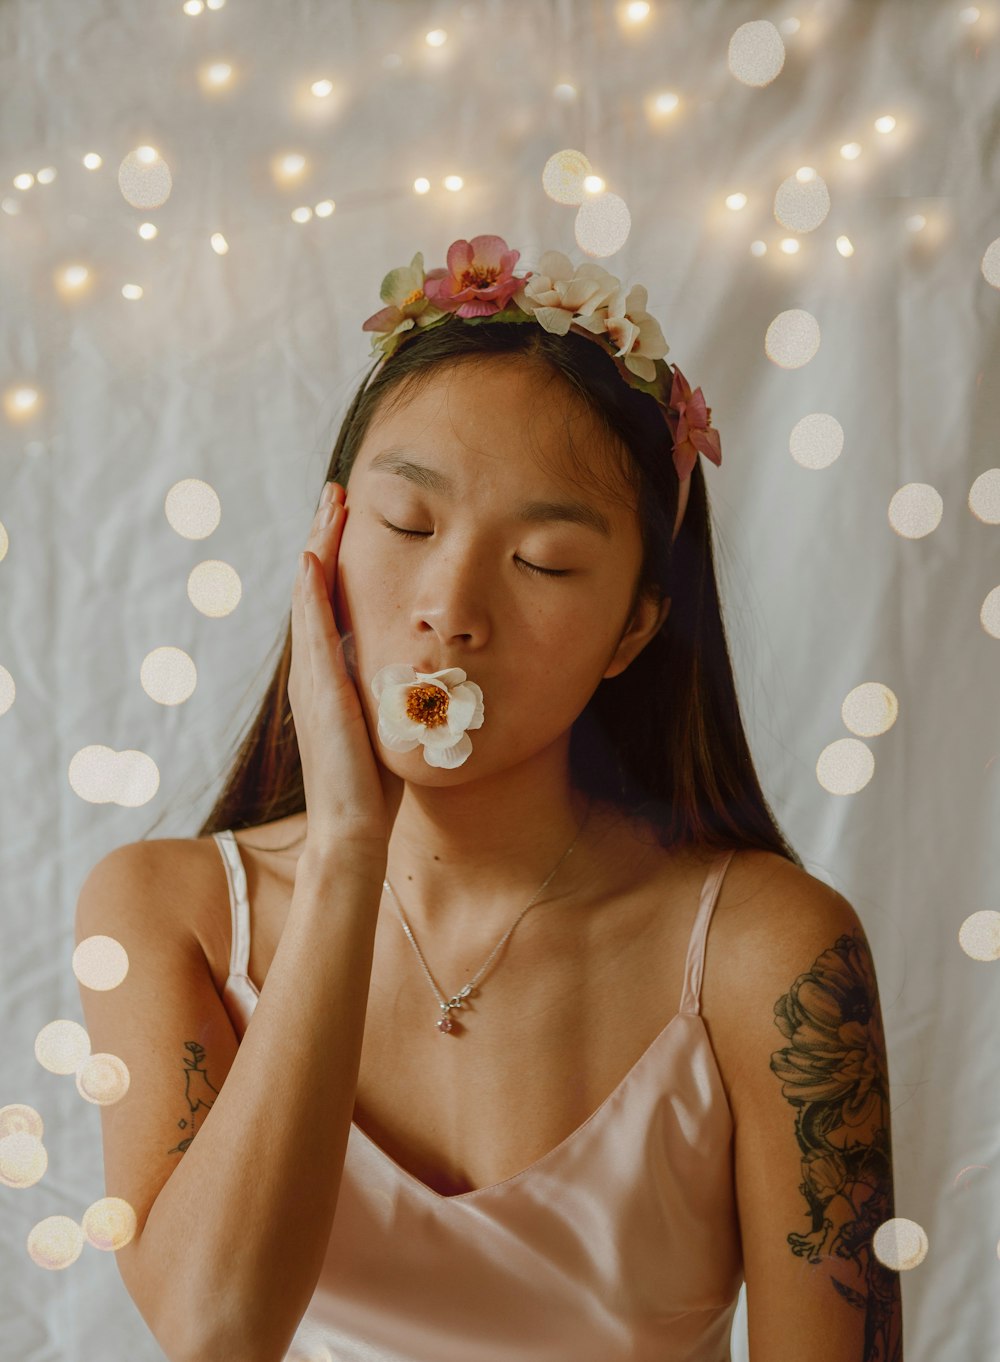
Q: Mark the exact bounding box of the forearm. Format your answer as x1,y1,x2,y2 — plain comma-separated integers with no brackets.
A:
137,849,383,1362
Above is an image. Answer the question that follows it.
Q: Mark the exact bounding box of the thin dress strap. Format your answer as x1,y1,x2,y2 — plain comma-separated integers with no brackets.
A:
211,830,252,980
678,848,737,1016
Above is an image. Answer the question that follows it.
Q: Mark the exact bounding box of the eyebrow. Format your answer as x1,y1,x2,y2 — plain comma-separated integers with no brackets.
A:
367,447,613,539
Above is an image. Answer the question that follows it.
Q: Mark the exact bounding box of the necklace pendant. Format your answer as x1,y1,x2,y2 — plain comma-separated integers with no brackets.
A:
437,984,476,1034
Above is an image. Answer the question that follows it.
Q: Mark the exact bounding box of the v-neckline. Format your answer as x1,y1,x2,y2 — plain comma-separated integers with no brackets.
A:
232,971,704,1204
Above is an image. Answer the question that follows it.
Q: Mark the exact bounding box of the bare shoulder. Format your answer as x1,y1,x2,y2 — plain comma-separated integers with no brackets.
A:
80,836,215,927
82,834,239,991
709,847,877,1101
714,846,858,926
715,847,863,957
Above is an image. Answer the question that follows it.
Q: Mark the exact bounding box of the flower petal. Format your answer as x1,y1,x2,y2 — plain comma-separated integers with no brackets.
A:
532,306,574,335
416,667,468,689
465,234,514,269
442,684,477,731
379,264,421,307
377,717,422,753
535,250,576,282
624,353,657,382
422,731,474,768
370,663,418,700
455,675,485,730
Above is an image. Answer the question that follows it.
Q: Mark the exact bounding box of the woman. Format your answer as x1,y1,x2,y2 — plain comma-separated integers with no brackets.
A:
76,237,902,1361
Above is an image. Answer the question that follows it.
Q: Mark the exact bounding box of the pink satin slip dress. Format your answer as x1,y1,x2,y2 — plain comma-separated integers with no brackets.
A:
212,829,745,1362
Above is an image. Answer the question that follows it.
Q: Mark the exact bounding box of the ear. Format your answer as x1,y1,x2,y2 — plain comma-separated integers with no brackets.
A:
602,591,671,681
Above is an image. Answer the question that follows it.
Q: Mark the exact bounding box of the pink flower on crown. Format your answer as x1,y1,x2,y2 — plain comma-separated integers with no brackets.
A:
421,235,525,317
666,364,722,480
361,251,450,359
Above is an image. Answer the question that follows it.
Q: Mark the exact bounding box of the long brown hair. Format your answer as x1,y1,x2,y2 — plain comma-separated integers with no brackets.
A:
143,317,801,868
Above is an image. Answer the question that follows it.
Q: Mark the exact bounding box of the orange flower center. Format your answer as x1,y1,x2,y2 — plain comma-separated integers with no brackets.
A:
459,265,500,290
405,683,450,728
403,288,425,307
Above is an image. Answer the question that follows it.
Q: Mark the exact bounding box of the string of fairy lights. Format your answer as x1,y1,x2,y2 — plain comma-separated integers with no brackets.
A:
0,0,998,1293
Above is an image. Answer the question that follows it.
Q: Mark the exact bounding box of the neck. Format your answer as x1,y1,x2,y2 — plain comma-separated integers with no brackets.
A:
380,760,613,940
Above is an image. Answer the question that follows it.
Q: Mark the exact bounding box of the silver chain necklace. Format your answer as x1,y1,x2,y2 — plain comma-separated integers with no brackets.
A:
382,798,593,1034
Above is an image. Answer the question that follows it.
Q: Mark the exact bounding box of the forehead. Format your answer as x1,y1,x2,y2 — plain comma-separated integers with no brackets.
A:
356,359,635,516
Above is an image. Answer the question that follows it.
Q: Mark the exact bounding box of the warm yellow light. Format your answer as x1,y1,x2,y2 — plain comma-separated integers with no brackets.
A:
414,177,430,194
443,174,463,191
291,206,313,223
583,174,605,193
874,114,896,133
83,153,103,169
425,28,447,46
136,145,159,164
5,387,40,418
836,235,854,257
138,222,157,239
281,153,306,176
725,192,747,210
122,284,143,300
311,79,333,97
13,173,34,190
840,142,862,160
62,265,89,288
36,167,57,185
624,1,651,22
210,233,229,254
779,238,800,254
182,0,204,14
314,199,335,217
205,62,232,86
795,165,816,182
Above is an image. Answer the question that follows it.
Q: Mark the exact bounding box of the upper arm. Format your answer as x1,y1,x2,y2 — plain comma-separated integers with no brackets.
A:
718,858,904,1361
73,840,240,1323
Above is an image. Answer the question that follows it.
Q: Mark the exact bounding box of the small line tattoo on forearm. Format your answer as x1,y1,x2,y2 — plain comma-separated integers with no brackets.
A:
167,1040,220,1155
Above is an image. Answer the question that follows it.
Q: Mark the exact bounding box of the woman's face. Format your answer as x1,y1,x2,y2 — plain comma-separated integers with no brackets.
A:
333,359,669,781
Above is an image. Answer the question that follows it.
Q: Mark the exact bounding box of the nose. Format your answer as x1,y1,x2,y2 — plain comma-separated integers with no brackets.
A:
410,543,492,653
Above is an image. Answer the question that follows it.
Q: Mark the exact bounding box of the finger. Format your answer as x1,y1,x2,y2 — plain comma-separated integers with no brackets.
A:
320,500,346,602
301,541,345,666
291,549,315,692
307,497,346,606
293,491,345,688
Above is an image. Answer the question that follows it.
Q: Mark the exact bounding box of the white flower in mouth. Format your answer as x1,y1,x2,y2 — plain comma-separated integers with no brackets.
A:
370,664,485,769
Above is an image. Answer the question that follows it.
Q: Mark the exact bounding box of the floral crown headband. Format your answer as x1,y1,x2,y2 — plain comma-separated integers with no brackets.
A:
360,233,722,488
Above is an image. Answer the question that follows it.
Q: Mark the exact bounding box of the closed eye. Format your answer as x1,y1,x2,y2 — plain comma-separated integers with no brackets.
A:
379,519,569,578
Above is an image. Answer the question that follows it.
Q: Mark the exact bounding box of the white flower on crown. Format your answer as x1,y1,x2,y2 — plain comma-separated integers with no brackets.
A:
512,250,619,333
370,664,485,770
512,251,670,384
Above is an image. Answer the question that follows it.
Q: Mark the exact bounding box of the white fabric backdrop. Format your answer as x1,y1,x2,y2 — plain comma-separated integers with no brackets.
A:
1,0,996,1357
